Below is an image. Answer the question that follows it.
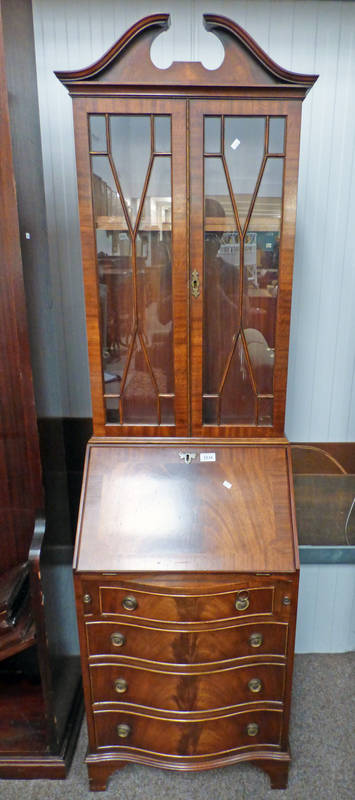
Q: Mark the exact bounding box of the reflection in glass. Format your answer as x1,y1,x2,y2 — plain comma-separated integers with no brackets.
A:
91,155,135,401
203,396,219,425
91,115,176,427
242,158,283,393
110,115,151,225
122,338,158,424
204,157,240,396
204,158,235,229
89,115,107,152
204,117,221,153
220,336,255,424
154,116,171,152
91,156,122,220
137,156,173,396
224,117,265,229
160,396,175,425
258,396,273,426
268,118,285,153
96,236,134,397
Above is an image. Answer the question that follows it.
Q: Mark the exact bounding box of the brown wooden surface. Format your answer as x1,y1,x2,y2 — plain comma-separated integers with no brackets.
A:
57,14,316,438
190,99,302,438
85,619,288,663
93,706,283,754
55,14,317,94
0,5,43,573
90,660,285,710
59,14,312,790
0,671,47,753
73,98,188,436
291,442,355,475
75,442,297,573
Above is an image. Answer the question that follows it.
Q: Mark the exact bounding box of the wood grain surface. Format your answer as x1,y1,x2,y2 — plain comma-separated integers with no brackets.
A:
75,442,297,573
89,660,286,710
85,619,288,663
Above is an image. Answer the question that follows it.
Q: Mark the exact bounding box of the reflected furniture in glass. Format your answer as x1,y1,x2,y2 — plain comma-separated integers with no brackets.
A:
56,13,317,791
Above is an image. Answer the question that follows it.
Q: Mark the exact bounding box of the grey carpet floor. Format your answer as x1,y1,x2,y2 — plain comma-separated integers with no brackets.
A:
0,654,354,799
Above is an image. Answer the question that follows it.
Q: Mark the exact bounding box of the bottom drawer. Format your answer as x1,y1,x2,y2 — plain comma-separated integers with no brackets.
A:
94,708,283,755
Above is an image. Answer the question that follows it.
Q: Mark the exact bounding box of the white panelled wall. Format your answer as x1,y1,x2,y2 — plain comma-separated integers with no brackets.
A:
31,0,355,652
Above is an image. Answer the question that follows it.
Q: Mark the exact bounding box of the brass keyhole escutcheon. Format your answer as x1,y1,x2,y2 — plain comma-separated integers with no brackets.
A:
249,632,263,648
246,722,259,737
114,678,128,694
117,723,131,739
191,269,200,298
235,591,249,611
122,595,138,611
248,678,262,693
111,632,126,647
83,593,92,605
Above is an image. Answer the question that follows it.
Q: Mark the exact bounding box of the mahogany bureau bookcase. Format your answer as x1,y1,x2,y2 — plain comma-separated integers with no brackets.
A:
56,13,317,791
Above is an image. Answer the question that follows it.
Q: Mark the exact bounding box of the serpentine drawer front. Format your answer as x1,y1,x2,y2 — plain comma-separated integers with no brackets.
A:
98,584,274,621
58,10,316,790
85,620,289,662
73,441,299,790
89,661,286,709
93,708,284,754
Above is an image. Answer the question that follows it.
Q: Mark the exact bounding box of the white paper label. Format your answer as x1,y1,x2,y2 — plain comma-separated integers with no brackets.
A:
223,480,232,490
200,452,216,462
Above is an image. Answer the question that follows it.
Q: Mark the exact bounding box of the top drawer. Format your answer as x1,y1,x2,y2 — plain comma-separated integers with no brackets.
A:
95,585,275,622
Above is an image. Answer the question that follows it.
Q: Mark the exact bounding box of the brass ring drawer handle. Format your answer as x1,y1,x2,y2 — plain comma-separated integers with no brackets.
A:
122,595,138,611
248,677,262,693
246,722,259,737
114,678,128,694
235,591,249,611
111,632,126,647
248,632,263,648
117,723,131,739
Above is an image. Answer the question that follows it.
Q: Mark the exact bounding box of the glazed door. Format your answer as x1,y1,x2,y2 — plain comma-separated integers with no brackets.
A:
73,98,188,436
189,99,300,437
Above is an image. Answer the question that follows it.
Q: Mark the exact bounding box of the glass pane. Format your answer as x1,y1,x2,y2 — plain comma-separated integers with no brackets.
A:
204,157,240,395
220,336,255,424
243,158,283,393
110,115,151,225
244,328,274,395
154,116,171,152
203,396,218,425
258,396,273,426
137,157,174,397
91,157,135,406
268,118,285,153
204,158,235,230
122,336,158,424
91,156,123,222
204,117,221,153
160,396,174,425
105,396,119,424
89,115,107,152
96,237,134,398
224,117,265,229
139,156,171,229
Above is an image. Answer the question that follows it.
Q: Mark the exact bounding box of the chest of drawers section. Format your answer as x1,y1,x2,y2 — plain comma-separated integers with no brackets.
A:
75,571,298,790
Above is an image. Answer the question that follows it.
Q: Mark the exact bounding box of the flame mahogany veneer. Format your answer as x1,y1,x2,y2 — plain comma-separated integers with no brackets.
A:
56,13,317,792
